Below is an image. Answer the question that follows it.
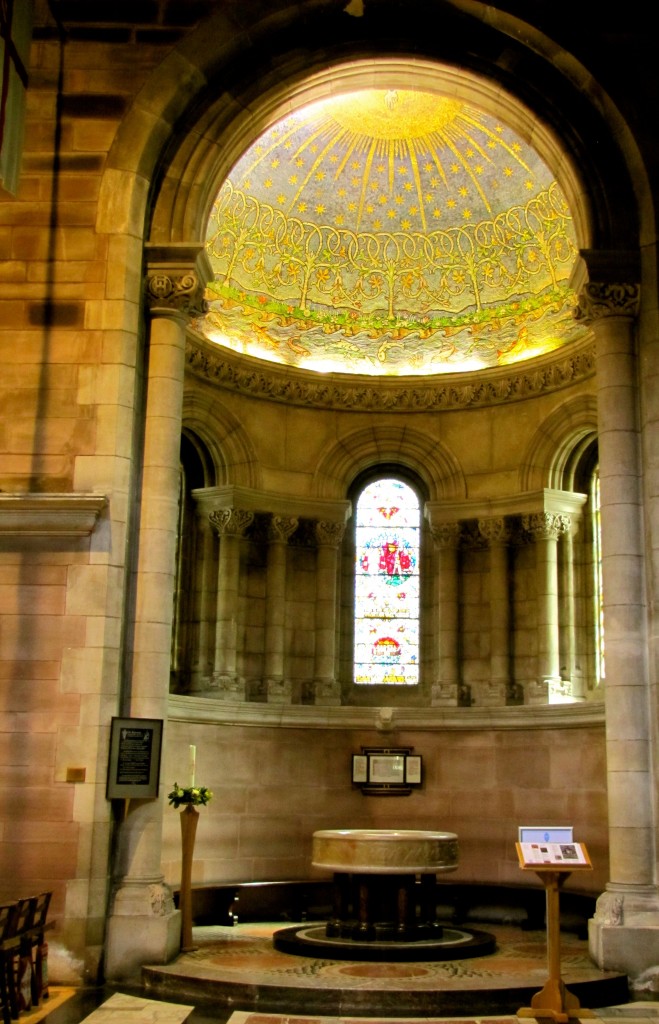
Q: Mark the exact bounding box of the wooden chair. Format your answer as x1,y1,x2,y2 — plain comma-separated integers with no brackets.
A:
27,893,52,1004
0,903,18,1024
11,897,37,1017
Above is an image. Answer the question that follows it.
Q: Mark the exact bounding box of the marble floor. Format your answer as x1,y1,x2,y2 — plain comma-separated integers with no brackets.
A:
15,921,654,1024
140,922,629,1018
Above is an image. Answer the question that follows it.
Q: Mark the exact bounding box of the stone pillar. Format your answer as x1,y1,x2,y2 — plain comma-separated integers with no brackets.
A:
264,514,298,703
429,522,461,706
189,502,216,692
576,280,659,977
522,512,570,704
313,520,346,705
478,517,511,705
208,507,254,699
105,245,210,980
559,519,585,700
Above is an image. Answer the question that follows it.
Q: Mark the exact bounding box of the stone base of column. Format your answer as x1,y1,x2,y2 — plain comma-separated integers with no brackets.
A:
478,681,507,706
589,887,659,991
430,680,458,706
104,880,180,981
314,678,341,705
526,677,551,704
265,677,292,703
188,667,213,693
211,672,245,700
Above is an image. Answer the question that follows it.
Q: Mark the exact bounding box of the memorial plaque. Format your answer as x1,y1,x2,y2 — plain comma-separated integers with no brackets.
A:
106,717,163,799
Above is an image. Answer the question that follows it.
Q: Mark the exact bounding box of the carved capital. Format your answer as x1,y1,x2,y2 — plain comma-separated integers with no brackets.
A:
478,516,511,545
209,507,254,537
522,511,571,541
574,281,640,325
145,266,208,318
268,514,298,544
429,521,462,549
315,519,346,547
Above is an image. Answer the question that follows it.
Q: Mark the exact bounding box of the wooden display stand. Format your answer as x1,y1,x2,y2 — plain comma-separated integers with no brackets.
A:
516,841,596,1022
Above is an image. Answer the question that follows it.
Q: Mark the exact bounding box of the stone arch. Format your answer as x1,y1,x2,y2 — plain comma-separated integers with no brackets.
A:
96,1,647,269
312,425,466,502
182,387,262,490
519,395,598,492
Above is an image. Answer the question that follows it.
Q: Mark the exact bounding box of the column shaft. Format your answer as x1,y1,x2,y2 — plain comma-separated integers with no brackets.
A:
105,246,210,980
429,523,461,706
314,520,345,705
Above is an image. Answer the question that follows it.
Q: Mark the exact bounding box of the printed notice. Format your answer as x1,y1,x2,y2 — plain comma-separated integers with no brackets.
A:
518,841,590,867
116,727,153,785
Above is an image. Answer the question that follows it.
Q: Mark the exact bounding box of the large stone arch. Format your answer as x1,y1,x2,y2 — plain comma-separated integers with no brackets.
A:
312,424,466,501
97,1,647,266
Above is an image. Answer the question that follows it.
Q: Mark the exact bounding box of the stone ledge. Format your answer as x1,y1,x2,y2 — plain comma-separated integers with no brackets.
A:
168,692,605,730
0,493,108,536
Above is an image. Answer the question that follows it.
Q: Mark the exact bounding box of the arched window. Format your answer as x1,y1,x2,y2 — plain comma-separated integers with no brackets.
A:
353,477,421,686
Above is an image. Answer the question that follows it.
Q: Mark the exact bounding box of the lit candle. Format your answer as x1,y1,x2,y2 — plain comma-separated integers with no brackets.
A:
189,744,196,787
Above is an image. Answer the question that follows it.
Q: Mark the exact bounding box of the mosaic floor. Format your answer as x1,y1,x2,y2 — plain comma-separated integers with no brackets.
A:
141,922,630,1017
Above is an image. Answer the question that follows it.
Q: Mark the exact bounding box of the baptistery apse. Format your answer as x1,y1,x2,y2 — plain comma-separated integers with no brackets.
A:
195,87,587,376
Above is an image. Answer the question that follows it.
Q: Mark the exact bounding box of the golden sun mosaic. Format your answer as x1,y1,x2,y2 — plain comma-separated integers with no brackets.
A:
196,88,587,376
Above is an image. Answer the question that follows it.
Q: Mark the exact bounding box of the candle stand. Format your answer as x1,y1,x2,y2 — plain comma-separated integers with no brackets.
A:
179,805,199,951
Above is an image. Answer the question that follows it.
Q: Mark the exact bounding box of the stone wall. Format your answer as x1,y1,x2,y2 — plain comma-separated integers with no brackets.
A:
162,711,609,896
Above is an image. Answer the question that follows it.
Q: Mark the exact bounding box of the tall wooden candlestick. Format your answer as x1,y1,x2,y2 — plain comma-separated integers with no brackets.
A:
179,804,199,951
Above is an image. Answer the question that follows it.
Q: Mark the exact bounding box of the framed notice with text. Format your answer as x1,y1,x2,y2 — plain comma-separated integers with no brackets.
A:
352,747,423,794
106,717,163,800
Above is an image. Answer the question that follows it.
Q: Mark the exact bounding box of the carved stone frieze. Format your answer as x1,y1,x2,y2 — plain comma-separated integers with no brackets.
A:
574,282,640,324
185,333,596,412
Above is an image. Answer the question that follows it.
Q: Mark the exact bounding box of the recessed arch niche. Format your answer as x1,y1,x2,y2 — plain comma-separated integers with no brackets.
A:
127,3,643,716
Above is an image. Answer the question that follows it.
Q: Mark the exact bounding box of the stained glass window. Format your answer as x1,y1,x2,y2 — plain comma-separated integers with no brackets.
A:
353,478,420,685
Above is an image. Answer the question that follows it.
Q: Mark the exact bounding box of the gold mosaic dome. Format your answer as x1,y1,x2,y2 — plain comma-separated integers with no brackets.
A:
197,88,586,376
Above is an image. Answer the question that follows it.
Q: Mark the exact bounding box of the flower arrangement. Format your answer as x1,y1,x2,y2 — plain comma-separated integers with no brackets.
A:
168,782,213,808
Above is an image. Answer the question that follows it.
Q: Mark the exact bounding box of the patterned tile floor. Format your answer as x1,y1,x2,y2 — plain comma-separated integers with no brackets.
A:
140,922,630,1018
26,922,658,1024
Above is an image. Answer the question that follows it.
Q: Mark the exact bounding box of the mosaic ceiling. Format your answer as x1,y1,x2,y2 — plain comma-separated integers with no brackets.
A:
196,88,587,376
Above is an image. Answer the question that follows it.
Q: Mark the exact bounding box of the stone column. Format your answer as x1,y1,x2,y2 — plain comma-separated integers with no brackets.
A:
429,522,461,706
264,514,298,703
478,517,511,705
559,519,585,700
105,245,210,980
522,512,570,704
313,520,346,705
208,507,254,699
576,280,658,976
189,501,216,692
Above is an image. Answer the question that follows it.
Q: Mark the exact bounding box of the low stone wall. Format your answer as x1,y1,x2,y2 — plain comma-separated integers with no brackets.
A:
173,878,595,938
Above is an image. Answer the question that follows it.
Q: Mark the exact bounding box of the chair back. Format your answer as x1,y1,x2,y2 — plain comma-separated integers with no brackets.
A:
29,893,51,931
0,902,17,942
